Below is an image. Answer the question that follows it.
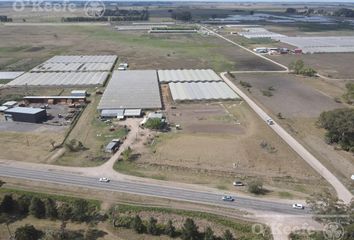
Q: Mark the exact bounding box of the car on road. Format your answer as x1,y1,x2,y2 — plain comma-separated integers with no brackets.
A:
99,177,110,183
233,181,244,186
222,195,235,202
292,203,305,209
266,118,274,125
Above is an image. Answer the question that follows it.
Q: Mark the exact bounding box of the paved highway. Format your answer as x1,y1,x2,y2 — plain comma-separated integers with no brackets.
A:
0,165,308,215
221,72,353,204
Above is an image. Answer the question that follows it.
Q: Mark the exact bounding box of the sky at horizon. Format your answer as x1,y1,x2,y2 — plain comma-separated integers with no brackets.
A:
0,0,353,3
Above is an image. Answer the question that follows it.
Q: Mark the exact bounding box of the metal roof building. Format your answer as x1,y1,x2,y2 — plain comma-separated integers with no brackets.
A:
7,72,109,86
5,107,47,123
158,69,222,83
169,82,240,101
98,70,162,112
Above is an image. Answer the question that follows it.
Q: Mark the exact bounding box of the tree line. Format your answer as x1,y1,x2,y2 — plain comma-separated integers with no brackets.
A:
113,214,236,240
317,108,354,152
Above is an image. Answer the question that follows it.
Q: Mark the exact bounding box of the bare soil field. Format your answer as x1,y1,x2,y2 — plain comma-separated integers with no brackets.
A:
233,73,343,118
233,72,354,191
269,53,354,79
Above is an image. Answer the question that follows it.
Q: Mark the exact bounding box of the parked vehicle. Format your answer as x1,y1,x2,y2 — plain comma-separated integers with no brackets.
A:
233,181,244,186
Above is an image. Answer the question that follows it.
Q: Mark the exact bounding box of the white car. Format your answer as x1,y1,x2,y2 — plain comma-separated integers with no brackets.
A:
222,195,235,202
266,118,274,125
233,181,244,186
292,203,305,210
99,177,110,183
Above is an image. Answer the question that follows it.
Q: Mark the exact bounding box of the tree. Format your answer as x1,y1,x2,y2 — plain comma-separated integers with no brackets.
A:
122,147,133,162
222,230,235,240
248,180,264,195
71,199,89,222
15,224,42,240
285,8,297,14
204,226,215,240
131,215,145,234
29,197,45,219
0,179,4,187
289,60,304,74
181,218,199,240
164,219,176,237
147,216,159,235
44,198,57,220
171,11,192,21
17,195,32,216
57,203,72,221
0,194,16,214
317,108,354,151
277,112,284,119
144,118,164,130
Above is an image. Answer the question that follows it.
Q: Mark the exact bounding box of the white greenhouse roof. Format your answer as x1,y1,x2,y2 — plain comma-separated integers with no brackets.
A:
169,82,240,101
272,36,354,54
0,72,24,80
158,69,222,83
31,62,114,72
7,72,108,86
98,70,162,110
45,55,117,63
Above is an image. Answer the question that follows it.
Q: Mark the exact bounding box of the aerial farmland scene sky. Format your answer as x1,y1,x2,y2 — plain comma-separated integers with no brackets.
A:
0,1,353,240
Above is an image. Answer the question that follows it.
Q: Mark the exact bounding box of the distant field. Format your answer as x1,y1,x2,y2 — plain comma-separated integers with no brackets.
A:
0,24,282,73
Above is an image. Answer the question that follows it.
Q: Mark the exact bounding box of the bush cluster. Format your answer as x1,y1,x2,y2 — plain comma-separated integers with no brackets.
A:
113,215,236,240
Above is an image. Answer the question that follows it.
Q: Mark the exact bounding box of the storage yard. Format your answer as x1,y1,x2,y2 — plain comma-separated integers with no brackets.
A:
97,70,162,115
169,82,239,101
158,69,222,83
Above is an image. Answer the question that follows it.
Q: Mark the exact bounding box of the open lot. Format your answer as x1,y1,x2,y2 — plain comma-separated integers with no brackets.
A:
233,72,354,191
117,100,329,198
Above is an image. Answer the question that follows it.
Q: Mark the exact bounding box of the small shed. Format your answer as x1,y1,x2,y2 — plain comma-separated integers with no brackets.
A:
0,106,8,112
5,107,47,123
124,109,142,117
101,109,124,119
105,139,121,153
71,90,87,97
2,101,17,108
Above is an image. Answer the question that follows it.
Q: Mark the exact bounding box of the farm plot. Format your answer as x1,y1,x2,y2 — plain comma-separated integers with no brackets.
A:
233,73,343,118
233,72,354,191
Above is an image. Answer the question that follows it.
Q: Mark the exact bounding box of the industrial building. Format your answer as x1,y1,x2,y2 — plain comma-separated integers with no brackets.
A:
158,69,222,83
169,82,240,101
4,107,47,123
7,72,109,86
98,70,162,117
